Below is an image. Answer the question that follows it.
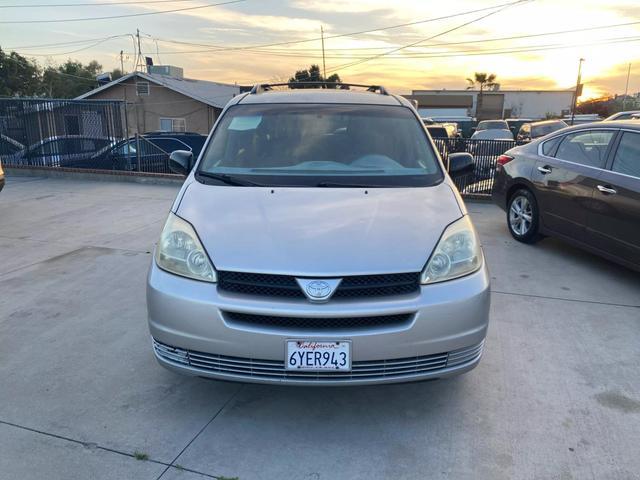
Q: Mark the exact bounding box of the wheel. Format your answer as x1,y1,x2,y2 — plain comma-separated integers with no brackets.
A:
507,188,541,243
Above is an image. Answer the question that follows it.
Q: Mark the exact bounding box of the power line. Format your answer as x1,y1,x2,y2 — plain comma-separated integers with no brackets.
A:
13,35,131,57
162,20,640,54
325,0,534,74
151,1,536,51
5,36,129,50
145,35,640,60
0,0,223,7
0,0,245,23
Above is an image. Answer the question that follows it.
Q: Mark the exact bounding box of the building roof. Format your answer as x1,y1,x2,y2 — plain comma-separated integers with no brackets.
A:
76,71,241,108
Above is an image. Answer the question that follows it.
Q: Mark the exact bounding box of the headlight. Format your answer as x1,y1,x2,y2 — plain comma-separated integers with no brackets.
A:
421,215,482,284
155,213,216,282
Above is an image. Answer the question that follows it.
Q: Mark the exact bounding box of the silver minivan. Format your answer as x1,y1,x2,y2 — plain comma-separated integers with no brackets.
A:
147,83,490,385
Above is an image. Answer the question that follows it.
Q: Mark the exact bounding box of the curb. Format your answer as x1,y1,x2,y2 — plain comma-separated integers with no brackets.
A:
4,165,184,186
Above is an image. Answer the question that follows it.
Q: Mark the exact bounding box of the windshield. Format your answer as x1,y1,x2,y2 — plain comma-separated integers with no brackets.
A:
197,104,443,187
532,121,568,138
477,120,508,130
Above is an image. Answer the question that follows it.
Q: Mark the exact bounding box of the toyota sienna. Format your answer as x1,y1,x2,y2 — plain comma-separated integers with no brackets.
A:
147,83,490,385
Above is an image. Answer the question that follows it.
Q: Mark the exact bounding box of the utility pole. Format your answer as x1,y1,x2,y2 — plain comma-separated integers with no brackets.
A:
120,50,125,74
570,58,585,126
136,28,142,72
622,63,631,111
321,25,327,80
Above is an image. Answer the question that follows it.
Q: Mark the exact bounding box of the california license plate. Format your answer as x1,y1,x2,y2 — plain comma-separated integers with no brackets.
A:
286,340,351,371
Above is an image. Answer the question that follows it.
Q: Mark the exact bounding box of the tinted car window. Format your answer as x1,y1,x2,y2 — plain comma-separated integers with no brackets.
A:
198,104,442,187
531,121,567,138
426,127,448,138
541,136,562,156
555,130,615,168
611,131,640,178
147,137,191,153
477,120,508,130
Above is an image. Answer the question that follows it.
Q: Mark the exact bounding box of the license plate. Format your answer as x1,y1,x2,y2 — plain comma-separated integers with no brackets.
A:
286,340,351,371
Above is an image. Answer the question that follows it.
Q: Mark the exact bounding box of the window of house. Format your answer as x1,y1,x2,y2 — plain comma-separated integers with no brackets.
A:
159,118,187,132
136,81,150,96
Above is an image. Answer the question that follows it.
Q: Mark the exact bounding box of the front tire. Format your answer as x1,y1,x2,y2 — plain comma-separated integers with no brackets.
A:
507,189,541,243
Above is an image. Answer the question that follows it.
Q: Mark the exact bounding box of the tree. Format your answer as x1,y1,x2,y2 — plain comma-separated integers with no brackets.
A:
466,72,498,119
288,64,342,88
111,68,124,80
42,59,102,98
0,48,42,97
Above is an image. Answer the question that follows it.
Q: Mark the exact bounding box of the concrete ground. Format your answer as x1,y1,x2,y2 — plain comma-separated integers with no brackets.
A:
0,175,639,480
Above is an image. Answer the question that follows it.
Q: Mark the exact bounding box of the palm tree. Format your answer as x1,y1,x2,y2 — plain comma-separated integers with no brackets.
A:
466,73,498,119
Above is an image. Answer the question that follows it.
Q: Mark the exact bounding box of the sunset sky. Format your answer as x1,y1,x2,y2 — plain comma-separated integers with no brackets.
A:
2,0,640,99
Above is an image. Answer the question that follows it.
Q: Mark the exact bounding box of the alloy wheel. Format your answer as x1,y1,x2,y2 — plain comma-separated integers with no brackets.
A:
509,195,533,236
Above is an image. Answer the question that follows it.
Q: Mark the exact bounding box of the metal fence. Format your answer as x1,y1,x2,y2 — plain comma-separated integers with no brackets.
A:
432,137,521,196
1,99,522,197
0,98,127,167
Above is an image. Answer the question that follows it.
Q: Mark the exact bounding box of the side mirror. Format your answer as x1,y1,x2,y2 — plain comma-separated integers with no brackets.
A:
448,152,475,178
169,150,193,175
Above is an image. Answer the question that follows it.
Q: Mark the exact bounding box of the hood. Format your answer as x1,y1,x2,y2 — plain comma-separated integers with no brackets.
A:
176,181,463,276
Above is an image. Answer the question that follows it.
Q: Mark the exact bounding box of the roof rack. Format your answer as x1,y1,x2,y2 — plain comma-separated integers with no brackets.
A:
249,82,389,95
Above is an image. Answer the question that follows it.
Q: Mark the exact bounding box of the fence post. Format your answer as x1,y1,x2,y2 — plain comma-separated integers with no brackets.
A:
135,133,141,172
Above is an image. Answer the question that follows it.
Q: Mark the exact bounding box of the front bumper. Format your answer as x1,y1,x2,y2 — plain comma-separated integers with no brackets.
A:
147,261,491,386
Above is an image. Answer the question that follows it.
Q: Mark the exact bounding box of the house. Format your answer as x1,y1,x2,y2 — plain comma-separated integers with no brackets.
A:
404,88,575,121
76,67,244,136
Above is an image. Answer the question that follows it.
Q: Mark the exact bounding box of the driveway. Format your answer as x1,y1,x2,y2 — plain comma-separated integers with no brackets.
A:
0,175,638,480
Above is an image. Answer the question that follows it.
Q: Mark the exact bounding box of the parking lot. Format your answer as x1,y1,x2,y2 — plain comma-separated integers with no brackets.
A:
1,174,639,480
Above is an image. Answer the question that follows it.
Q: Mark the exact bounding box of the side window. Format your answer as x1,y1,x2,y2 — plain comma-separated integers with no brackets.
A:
555,130,615,168
611,131,640,178
541,136,562,156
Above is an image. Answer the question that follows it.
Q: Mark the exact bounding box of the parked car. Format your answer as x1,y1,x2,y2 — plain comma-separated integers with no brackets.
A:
91,132,207,171
476,119,511,133
562,114,602,125
603,111,640,121
492,122,640,271
506,118,533,138
425,125,452,159
471,129,514,140
516,119,568,143
147,83,490,385
11,136,114,168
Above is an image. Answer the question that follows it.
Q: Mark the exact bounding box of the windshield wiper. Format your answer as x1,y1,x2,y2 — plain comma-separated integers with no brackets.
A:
196,171,266,187
315,181,390,188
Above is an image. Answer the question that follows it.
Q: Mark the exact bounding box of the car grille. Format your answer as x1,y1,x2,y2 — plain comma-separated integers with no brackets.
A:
217,271,421,299
153,339,483,382
222,311,414,330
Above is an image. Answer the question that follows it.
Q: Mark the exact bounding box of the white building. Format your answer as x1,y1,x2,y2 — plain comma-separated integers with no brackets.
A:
405,89,575,120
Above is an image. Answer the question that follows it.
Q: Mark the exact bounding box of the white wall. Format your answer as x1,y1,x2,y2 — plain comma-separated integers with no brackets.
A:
411,90,575,119
502,91,574,119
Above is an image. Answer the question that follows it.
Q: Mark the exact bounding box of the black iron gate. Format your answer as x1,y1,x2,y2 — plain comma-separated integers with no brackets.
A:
0,98,126,167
